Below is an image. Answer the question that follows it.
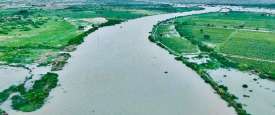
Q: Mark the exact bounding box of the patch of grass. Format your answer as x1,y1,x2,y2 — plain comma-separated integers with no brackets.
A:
175,25,235,44
174,11,275,79
151,21,198,55
230,57,275,79
0,19,80,64
53,4,204,20
220,31,275,60
112,4,204,13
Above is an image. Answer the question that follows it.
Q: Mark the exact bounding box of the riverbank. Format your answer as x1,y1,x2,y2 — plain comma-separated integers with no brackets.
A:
4,7,239,115
0,3,205,114
149,18,249,115
149,6,275,115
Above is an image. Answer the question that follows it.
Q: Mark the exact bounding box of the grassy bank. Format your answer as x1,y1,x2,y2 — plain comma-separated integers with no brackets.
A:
150,19,250,115
176,57,249,115
173,11,275,79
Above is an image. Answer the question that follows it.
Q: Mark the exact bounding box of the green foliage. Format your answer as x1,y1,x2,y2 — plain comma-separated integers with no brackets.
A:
148,11,275,115
150,21,198,55
0,4,202,66
176,57,249,115
51,53,71,71
0,19,80,64
174,11,275,79
0,73,58,112
0,109,6,115
0,86,18,104
0,8,49,35
10,73,58,112
51,4,203,20
68,19,122,46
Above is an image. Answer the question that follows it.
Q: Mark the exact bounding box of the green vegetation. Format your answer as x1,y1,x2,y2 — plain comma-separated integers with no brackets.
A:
0,4,203,68
0,73,58,112
106,4,204,15
149,27,249,115
175,56,249,115
0,109,6,115
147,11,275,115
150,24,250,115
173,11,275,79
51,5,147,20
150,21,198,55
0,4,204,113
240,4,275,9
0,19,80,64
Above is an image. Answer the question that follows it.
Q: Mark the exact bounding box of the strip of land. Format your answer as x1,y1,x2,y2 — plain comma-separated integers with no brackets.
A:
149,11,275,115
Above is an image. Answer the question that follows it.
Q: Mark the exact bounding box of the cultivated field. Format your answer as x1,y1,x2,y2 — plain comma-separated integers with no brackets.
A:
173,11,275,79
150,11,275,115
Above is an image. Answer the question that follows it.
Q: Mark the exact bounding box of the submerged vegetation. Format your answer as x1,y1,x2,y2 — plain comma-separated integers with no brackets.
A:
175,56,249,115
0,73,58,112
11,73,58,112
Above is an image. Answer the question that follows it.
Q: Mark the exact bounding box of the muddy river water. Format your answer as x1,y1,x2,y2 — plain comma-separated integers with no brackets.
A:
1,5,275,115
13,7,237,115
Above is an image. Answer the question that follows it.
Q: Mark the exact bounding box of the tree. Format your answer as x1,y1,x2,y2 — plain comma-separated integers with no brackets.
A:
204,34,210,40
200,29,204,33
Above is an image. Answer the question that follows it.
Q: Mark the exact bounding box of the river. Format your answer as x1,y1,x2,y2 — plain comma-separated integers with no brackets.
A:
0,7,240,115
1,4,275,115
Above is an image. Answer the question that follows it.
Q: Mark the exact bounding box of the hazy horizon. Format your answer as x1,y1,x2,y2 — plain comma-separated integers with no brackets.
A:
140,0,275,4
1,0,275,4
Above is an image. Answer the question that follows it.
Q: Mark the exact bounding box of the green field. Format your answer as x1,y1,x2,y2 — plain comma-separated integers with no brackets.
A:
149,12,263,115
0,4,203,66
172,11,275,79
0,19,80,64
150,22,198,55
149,11,275,115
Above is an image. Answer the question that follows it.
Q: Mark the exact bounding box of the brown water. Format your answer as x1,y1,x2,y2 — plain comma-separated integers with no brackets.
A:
208,69,275,115
4,7,237,115
3,5,275,115
0,66,28,91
